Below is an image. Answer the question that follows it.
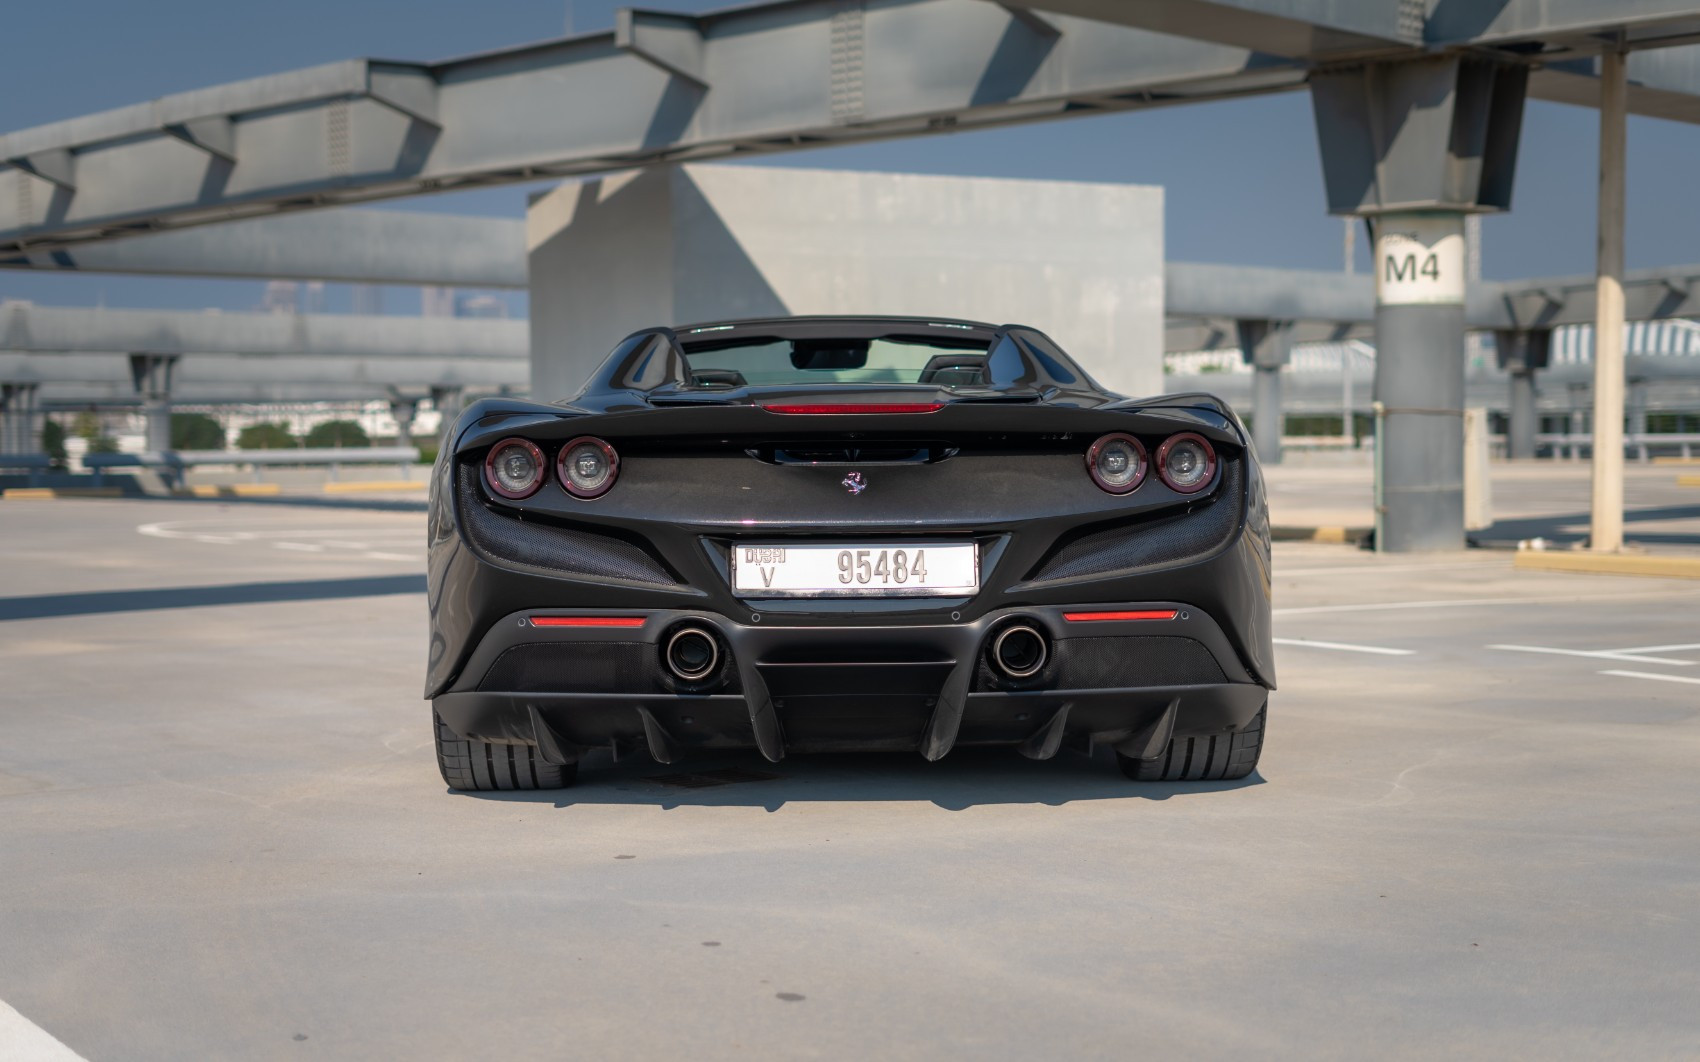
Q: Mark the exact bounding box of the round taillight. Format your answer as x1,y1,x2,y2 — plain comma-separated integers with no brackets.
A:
484,438,545,499
557,436,619,499
1086,433,1148,495
1157,432,1217,494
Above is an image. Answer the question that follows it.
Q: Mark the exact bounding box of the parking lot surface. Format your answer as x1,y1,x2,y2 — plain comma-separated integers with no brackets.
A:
2,497,1697,1060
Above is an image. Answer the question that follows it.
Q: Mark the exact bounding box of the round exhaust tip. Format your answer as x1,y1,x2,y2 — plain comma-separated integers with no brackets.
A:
664,627,720,682
991,624,1048,679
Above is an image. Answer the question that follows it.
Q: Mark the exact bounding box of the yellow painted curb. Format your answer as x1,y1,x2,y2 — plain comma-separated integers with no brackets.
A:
1678,475,1700,487
1271,525,1371,544
1514,551,1700,580
2,487,124,499
175,484,283,498
322,480,427,494
1651,456,1700,466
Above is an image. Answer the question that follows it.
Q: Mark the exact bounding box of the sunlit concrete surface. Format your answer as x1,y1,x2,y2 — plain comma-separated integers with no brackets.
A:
1,497,1698,1060
1266,457,1700,547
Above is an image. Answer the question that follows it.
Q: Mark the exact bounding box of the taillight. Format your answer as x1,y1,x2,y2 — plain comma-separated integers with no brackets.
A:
1086,433,1148,494
484,438,545,499
557,436,619,498
1157,432,1217,494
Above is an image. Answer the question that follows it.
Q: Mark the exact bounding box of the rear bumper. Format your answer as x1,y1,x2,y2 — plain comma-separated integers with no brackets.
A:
433,602,1269,764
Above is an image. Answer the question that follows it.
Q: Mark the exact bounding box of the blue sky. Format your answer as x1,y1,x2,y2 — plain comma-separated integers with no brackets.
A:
3,0,1698,313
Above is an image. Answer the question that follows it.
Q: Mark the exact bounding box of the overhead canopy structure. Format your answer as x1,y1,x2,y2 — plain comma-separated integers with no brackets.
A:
0,302,524,360
4,0,1700,255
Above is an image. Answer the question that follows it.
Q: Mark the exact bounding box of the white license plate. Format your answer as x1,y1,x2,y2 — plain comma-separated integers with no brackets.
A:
732,543,978,596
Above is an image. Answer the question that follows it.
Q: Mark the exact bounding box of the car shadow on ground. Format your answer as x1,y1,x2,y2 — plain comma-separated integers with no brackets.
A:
454,745,1264,811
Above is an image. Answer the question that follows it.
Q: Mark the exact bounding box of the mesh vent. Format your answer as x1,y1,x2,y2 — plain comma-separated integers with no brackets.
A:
976,636,1226,691
456,462,676,585
1026,460,1243,583
478,642,656,693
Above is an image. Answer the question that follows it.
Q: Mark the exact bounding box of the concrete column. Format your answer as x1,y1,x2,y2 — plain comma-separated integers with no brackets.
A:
431,386,466,444
389,398,419,450
1591,48,1628,552
1509,369,1537,458
1373,212,1469,552
1236,319,1293,465
1494,329,1550,460
128,355,178,451
1628,378,1649,461
0,383,39,452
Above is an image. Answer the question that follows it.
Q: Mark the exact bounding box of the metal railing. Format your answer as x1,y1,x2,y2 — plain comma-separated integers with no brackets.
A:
1535,433,1700,462
82,447,421,485
0,453,52,486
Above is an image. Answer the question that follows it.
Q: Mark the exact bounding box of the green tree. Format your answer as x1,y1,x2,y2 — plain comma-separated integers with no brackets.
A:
237,422,297,450
303,419,370,448
171,412,226,450
41,419,68,467
71,411,102,442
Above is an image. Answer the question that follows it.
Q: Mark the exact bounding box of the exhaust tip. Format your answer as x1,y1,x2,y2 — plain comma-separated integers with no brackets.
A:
664,627,720,682
991,624,1048,679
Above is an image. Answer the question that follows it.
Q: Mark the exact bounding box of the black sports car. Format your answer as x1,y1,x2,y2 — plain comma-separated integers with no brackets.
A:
426,317,1272,790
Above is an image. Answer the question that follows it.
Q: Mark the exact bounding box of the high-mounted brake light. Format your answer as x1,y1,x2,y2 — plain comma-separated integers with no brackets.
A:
759,403,944,415
1062,610,1179,623
529,616,647,628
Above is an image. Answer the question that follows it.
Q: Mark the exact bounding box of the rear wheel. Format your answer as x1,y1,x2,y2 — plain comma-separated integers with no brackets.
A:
1117,705,1265,782
434,711,577,791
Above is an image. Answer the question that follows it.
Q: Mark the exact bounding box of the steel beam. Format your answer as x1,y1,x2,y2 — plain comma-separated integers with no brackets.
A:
0,1,1299,253
0,302,524,360
1000,0,1419,59
0,210,526,287
1427,1,1700,52
1531,46,1700,125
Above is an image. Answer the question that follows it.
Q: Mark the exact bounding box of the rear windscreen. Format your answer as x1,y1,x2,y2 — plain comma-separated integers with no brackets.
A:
680,336,990,387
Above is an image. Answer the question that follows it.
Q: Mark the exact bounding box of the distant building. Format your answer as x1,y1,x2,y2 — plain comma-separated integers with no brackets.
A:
303,281,327,314
454,293,509,319
421,286,457,317
351,285,384,315
260,280,299,314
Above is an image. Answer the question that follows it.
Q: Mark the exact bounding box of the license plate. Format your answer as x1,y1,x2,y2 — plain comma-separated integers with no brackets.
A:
732,543,978,596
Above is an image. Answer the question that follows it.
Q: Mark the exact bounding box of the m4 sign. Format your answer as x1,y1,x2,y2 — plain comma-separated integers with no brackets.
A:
1375,214,1466,306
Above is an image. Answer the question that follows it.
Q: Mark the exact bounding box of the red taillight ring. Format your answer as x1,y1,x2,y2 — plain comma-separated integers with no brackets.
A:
556,435,620,499
1156,432,1218,494
483,437,545,500
1085,433,1148,495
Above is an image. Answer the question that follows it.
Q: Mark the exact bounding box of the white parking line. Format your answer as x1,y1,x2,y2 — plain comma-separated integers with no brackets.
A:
0,997,86,1061
1273,587,1700,617
1273,637,1415,657
1610,642,1700,654
1489,644,1697,667
1599,670,1700,687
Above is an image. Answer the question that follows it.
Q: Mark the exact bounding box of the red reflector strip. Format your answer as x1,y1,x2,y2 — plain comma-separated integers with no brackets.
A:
529,616,647,628
1062,610,1179,623
759,403,944,415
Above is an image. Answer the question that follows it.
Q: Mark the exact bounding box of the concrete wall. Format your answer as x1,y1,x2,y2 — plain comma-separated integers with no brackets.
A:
527,164,1164,402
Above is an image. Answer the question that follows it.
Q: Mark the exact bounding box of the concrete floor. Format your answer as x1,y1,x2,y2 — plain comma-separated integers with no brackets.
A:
1264,457,1700,546
1,497,1697,1060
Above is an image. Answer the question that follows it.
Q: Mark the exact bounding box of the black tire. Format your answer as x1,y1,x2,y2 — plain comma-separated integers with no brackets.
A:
434,711,577,791
1117,705,1265,782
